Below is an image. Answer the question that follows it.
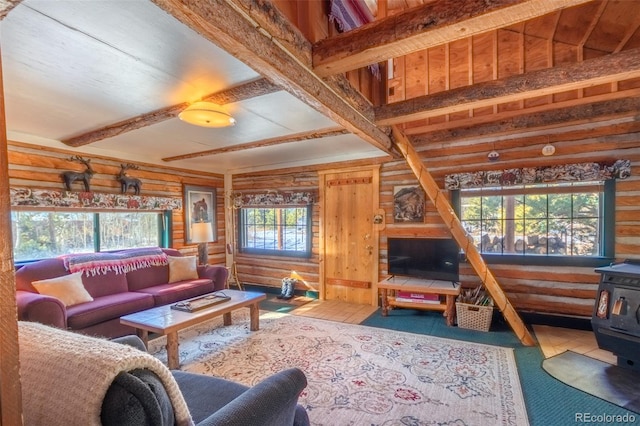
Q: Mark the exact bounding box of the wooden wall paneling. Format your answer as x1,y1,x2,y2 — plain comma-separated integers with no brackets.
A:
496,29,522,113
523,34,551,108
6,142,225,265
427,45,447,125
448,39,470,121
586,1,638,53
554,1,603,46
552,41,580,102
471,32,496,118
387,57,405,104
404,50,427,100
618,76,640,91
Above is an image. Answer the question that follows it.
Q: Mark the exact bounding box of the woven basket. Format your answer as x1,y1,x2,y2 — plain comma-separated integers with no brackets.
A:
456,302,493,332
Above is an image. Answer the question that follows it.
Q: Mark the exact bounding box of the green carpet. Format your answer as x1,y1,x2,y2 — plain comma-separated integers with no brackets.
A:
360,308,638,425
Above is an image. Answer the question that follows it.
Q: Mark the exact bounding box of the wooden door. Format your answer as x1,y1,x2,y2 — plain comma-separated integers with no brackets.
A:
320,166,380,306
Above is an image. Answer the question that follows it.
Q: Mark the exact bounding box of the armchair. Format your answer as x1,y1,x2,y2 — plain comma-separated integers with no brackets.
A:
18,322,309,426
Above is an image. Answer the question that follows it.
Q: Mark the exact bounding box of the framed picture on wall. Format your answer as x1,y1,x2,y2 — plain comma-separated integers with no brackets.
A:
393,185,425,223
183,185,217,243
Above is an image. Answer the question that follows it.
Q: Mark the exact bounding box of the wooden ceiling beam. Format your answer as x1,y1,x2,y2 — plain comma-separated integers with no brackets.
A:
404,87,640,136
151,0,393,155
411,97,640,145
313,0,593,77
0,0,22,20
61,78,280,147
163,127,348,162
376,47,640,125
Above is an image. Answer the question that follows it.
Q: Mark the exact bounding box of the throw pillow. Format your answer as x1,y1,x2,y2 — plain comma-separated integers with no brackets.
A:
167,256,198,283
31,272,94,307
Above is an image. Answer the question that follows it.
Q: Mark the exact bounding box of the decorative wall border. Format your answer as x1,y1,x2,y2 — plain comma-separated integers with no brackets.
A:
233,191,315,207
10,187,182,210
444,159,631,190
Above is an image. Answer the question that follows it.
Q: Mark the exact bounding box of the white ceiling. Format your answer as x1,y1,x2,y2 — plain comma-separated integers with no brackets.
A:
1,0,386,174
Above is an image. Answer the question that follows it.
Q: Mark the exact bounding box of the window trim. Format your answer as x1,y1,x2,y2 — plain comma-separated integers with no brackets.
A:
451,179,615,267
11,209,170,264
238,205,312,258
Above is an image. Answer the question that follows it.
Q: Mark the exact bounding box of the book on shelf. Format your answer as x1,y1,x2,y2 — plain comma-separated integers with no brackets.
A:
396,291,440,301
394,297,441,304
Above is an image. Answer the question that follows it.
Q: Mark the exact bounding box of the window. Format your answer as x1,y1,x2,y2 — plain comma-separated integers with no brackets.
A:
455,180,614,266
239,206,312,257
11,210,169,262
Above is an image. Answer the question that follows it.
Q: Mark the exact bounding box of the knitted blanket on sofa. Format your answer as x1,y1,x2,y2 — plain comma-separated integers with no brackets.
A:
18,322,193,426
60,247,168,276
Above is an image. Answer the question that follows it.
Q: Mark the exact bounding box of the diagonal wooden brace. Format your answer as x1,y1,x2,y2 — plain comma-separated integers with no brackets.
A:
391,126,536,346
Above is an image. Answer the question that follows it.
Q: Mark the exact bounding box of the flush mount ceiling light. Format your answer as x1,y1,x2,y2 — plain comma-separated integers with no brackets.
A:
178,101,236,128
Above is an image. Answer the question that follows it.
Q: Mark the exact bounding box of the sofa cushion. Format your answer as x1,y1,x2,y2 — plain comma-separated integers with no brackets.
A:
15,257,129,298
15,258,70,292
31,272,94,307
82,270,129,298
126,264,170,291
167,256,198,283
137,279,214,306
67,292,154,330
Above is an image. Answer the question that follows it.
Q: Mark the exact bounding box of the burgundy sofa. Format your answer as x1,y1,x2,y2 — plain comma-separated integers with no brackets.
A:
15,248,228,338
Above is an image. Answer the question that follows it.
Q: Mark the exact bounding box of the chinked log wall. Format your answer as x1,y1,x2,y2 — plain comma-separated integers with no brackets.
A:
232,171,321,294
229,117,640,317
6,141,226,265
380,124,640,318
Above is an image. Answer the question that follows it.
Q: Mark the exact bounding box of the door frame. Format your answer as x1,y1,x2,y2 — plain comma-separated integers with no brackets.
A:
318,165,381,306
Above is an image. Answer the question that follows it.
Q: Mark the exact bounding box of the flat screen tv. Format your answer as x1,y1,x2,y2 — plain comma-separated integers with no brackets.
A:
388,238,460,282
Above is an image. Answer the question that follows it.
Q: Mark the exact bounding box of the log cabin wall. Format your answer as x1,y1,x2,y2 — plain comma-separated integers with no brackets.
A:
378,7,640,317
6,140,226,265
231,169,321,294
231,0,640,317
380,131,640,318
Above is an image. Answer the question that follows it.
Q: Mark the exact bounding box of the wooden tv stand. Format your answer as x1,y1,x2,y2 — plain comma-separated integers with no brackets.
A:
378,275,461,326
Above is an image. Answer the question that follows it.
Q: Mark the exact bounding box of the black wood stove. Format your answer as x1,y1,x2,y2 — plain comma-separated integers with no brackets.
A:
592,261,640,371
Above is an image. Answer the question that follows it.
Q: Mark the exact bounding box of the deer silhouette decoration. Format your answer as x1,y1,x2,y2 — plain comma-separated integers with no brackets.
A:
117,163,142,195
61,156,94,192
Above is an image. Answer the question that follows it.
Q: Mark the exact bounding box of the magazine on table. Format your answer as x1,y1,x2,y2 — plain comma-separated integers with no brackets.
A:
171,293,231,312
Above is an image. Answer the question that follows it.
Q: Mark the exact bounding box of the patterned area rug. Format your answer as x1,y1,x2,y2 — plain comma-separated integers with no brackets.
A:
148,311,529,425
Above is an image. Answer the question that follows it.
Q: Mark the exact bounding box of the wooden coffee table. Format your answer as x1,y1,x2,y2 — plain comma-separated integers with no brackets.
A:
120,289,266,369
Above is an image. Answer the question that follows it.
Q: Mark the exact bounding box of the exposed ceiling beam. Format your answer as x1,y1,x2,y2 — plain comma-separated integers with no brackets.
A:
227,0,375,114
313,0,594,77
403,87,640,136
411,97,640,145
376,47,640,125
163,127,349,162
61,78,280,147
150,0,393,155
0,0,22,20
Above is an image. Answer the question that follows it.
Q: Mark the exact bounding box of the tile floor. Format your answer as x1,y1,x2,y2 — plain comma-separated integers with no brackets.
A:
287,299,617,365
